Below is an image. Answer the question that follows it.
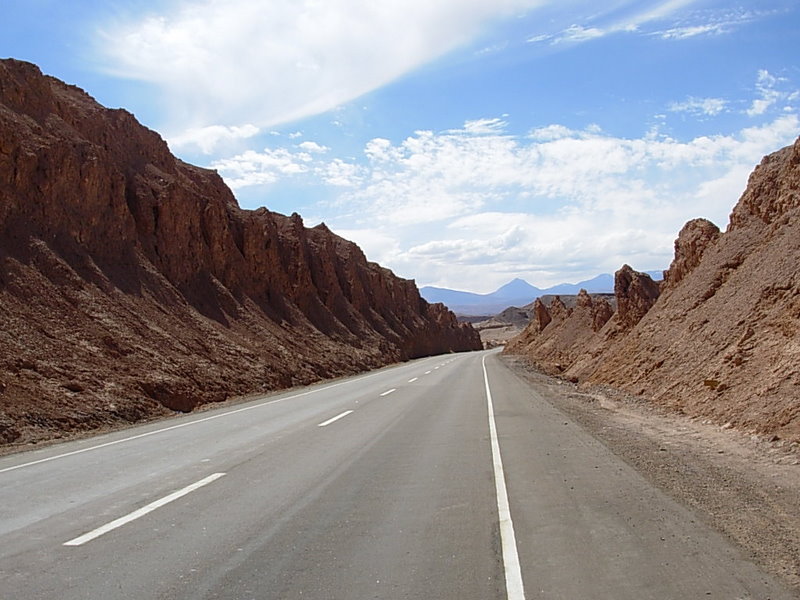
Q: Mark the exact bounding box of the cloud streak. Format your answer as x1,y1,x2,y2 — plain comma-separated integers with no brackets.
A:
98,0,541,136
527,3,762,46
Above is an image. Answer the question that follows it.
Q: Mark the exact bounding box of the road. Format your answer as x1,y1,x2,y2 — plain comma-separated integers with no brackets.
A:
0,350,793,599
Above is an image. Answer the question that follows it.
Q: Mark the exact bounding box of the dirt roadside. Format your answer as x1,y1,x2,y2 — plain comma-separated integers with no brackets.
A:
502,354,800,595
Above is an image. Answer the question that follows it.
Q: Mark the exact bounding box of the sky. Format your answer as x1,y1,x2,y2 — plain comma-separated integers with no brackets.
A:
2,0,799,293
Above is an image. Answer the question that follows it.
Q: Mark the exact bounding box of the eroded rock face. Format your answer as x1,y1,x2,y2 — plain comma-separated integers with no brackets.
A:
662,218,721,291
729,139,800,230
503,290,616,376
614,265,661,332
589,295,614,333
532,298,552,332
548,296,570,322
0,59,481,446
506,136,800,442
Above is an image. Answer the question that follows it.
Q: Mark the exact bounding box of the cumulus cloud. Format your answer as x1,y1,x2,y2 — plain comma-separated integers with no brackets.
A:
97,0,541,130
205,65,799,292
169,123,260,154
298,141,329,154
332,114,797,290
211,147,313,188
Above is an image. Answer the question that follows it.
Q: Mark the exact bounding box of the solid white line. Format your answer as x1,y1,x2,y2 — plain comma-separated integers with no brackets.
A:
0,365,405,475
482,354,526,600
380,388,397,397
317,410,354,427
408,378,418,383
63,473,226,546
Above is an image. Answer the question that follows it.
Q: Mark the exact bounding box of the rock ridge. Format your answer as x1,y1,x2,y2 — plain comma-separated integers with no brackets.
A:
0,59,480,446
506,137,800,442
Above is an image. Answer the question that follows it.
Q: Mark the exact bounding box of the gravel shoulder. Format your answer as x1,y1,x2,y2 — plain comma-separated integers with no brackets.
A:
502,354,800,595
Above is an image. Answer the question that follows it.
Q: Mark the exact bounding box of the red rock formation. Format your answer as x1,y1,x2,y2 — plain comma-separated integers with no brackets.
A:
532,298,552,332
614,265,661,332
506,137,800,442
0,59,480,446
548,296,570,323
662,218,720,291
504,291,615,376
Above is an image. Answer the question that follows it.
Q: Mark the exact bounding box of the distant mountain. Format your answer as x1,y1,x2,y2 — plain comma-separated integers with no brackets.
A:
420,272,663,315
421,278,543,315
491,278,542,299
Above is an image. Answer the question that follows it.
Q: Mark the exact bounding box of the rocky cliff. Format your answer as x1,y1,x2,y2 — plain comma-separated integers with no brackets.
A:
506,137,800,442
0,59,480,446
504,290,615,374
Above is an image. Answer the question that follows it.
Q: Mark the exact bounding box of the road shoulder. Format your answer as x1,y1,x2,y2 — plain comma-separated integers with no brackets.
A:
501,354,800,595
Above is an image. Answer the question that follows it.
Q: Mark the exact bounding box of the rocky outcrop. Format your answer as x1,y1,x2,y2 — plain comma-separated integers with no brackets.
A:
662,218,720,291
0,59,480,447
614,265,661,332
532,298,552,332
507,137,800,442
504,291,615,376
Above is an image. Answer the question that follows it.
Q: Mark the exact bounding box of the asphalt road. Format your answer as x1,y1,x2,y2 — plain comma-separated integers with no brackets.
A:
0,350,794,599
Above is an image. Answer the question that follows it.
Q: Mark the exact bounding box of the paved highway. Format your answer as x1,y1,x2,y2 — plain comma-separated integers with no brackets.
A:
0,350,793,599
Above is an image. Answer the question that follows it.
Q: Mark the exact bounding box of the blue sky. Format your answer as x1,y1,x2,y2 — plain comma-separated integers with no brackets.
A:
2,0,799,292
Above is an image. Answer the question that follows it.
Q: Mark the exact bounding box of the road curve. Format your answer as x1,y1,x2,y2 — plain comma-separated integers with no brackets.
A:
0,350,793,599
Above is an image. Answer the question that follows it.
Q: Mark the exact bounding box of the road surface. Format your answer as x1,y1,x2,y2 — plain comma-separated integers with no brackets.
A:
0,350,793,599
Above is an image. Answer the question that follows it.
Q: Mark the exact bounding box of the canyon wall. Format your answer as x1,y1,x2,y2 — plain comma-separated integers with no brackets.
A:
0,59,480,446
506,137,800,442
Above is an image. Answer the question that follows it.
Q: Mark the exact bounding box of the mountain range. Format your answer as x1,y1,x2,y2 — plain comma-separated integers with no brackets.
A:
420,272,663,315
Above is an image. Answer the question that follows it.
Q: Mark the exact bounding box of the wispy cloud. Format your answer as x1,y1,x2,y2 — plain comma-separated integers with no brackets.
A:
526,0,697,45
669,97,728,117
748,69,791,116
527,4,766,46
654,9,761,39
556,24,607,43
657,22,727,39
97,0,541,133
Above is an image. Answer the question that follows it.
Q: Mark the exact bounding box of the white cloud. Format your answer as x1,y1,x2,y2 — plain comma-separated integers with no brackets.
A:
211,148,313,189
321,159,363,187
298,141,329,154
530,0,700,46
458,118,509,135
526,33,552,43
98,0,543,130
555,24,606,43
668,97,727,117
322,114,799,290
169,123,259,154
529,4,766,47
654,8,763,40
658,23,725,39
214,112,798,287
748,70,789,117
